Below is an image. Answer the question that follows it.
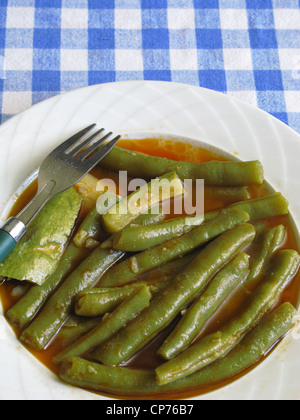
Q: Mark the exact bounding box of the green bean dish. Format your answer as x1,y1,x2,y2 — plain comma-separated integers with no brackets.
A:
0,138,299,400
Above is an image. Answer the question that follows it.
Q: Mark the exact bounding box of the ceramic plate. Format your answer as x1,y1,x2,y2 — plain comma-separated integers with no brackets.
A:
0,81,300,400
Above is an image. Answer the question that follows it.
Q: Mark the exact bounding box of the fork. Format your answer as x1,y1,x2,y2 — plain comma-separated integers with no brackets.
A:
0,124,121,264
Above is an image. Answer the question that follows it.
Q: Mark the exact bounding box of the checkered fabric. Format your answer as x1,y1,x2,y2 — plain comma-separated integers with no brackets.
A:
0,0,300,133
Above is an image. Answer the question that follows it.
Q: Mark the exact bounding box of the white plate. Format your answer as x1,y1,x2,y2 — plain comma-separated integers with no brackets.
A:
0,81,300,400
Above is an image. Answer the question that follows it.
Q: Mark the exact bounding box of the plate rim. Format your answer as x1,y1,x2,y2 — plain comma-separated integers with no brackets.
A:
1,80,300,139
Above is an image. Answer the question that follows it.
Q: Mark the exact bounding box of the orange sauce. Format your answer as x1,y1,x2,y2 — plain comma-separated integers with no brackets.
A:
0,138,299,399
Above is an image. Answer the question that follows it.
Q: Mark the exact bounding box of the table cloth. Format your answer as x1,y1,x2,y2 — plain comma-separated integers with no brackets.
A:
0,0,299,134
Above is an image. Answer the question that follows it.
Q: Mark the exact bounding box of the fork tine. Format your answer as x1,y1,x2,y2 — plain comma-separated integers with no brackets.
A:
79,132,114,161
53,124,97,155
70,128,105,157
87,135,121,166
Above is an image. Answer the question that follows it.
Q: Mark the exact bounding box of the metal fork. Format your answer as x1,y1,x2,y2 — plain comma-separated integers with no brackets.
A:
0,124,120,263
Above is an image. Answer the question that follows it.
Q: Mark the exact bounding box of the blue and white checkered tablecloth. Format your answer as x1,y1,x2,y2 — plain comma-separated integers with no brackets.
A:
0,0,299,134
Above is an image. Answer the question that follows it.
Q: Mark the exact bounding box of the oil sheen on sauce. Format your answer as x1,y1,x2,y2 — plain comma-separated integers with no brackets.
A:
0,138,300,400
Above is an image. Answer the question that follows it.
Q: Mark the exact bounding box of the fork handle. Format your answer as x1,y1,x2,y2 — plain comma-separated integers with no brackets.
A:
0,218,26,264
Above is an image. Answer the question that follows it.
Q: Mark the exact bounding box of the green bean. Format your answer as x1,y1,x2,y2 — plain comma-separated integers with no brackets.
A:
205,186,250,204
252,222,269,235
20,247,124,351
73,209,104,249
75,283,150,317
5,194,121,332
57,316,102,348
100,209,250,287
100,205,165,249
99,147,264,186
102,171,184,234
245,224,286,291
159,252,250,360
73,191,122,249
6,243,89,331
59,302,296,396
54,285,151,363
92,224,255,366
133,205,165,226
176,302,296,388
113,215,204,252
125,254,199,296
134,253,198,289
156,249,300,385
206,193,289,222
